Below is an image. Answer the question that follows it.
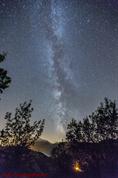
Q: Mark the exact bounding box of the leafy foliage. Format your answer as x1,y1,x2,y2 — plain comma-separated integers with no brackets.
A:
51,142,72,173
52,142,66,159
66,98,118,143
0,101,45,147
0,53,11,93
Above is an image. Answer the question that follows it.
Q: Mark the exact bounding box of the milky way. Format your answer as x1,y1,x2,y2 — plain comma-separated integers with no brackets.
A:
47,0,68,134
46,0,79,135
0,0,118,142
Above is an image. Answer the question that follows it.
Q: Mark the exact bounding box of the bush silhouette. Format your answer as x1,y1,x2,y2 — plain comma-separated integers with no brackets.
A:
66,98,118,143
0,100,45,148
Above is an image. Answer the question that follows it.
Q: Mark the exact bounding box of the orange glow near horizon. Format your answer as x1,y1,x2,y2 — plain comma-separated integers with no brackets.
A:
73,161,82,173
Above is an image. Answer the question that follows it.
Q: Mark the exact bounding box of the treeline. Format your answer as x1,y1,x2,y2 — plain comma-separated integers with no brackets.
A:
66,98,118,143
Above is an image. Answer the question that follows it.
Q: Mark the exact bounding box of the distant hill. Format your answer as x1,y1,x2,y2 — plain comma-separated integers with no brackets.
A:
30,138,57,156
0,145,54,176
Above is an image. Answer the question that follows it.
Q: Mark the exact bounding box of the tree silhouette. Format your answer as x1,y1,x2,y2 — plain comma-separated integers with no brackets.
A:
52,142,66,159
66,98,118,143
0,100,45,147
51,142,72,174
0,53,11,94
66,119,83,142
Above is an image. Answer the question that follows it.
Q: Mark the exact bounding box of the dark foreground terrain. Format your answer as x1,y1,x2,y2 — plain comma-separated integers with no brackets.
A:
0,142,117,178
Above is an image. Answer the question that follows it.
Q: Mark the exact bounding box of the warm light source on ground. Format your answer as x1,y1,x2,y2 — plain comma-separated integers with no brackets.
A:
73,161,82,173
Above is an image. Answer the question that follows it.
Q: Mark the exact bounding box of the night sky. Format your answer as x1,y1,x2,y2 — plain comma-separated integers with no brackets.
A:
0,0,118,142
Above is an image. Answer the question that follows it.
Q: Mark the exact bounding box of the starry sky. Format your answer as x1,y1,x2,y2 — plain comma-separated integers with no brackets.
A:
0,0,118,142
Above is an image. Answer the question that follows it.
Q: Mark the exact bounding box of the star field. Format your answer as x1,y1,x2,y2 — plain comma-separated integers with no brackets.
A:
0,0,118,142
